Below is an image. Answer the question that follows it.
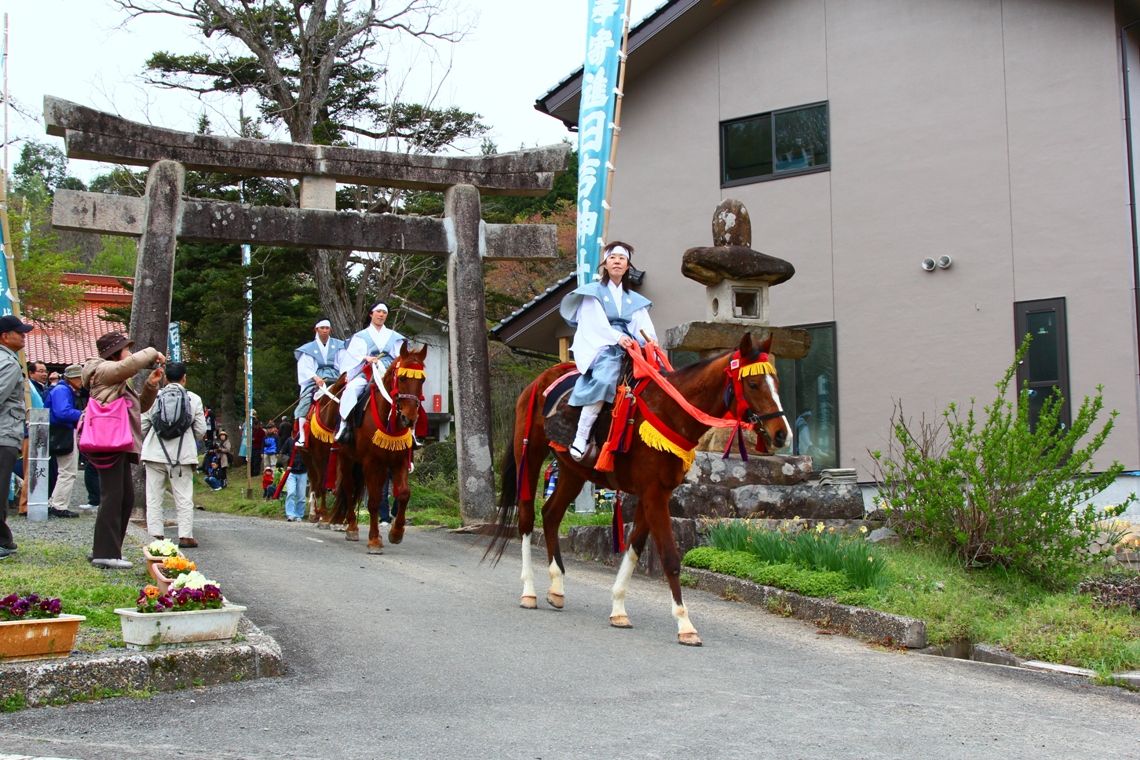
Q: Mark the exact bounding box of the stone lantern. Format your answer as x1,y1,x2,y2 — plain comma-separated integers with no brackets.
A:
654,199,863,528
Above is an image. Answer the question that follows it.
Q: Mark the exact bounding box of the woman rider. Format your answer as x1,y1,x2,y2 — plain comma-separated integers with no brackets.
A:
558,241,657,461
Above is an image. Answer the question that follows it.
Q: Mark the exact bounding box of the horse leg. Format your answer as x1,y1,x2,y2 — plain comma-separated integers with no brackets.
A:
388,457,411,545
341,463,360,542
643,491,701,646
609,519,652,629
364,462,385,554
542,466,585,610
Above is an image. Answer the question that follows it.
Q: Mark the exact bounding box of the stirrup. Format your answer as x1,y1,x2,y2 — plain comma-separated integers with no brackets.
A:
569,442,587,462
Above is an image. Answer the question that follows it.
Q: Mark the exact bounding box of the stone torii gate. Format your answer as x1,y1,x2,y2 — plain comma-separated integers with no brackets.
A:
45,96,568,522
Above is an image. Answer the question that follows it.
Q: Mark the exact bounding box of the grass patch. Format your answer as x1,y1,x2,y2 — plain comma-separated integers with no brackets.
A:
684,540,1140,673
0,538,145,633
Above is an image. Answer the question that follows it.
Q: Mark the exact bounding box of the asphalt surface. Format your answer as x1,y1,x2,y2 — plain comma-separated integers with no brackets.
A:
1,509,1138,760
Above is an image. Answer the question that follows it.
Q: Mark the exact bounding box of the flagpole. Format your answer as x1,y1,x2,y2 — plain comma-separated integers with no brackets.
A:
600,0,633,243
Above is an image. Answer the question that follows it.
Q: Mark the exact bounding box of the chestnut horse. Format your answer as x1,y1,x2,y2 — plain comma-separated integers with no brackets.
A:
487,333,791,646
298,376,348,527
330,342,428,553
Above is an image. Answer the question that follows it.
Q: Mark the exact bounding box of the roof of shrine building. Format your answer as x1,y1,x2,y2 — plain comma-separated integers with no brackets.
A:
25,273,131,367
491,273,577,356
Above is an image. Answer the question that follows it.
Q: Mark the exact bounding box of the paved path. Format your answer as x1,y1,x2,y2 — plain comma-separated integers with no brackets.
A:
1,510,1138,759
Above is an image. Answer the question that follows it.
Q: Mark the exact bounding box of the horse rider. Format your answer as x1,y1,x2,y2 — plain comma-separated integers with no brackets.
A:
335,303,405,444
559,241,656,461
293,318,346,447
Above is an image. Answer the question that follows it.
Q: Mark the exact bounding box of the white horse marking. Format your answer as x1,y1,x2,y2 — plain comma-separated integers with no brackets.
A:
520,533,536,600
610,547,640,621
548,559,565,598
672,601,698,636
765,374,793,445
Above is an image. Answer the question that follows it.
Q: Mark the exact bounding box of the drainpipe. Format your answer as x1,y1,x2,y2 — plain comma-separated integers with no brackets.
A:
1121,21,1140,383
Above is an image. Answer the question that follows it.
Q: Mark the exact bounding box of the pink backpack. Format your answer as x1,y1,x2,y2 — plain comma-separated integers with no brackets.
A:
78,396,134,456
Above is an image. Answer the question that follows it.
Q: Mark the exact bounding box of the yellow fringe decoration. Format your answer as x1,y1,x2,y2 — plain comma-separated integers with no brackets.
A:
372,427,413,451
739,360,776,378
638,420,696,471
309,414,336,443
397,367,425,379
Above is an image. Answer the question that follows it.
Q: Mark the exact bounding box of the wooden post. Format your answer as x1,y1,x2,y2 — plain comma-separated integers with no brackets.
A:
129,160,185,512
446,184,496,522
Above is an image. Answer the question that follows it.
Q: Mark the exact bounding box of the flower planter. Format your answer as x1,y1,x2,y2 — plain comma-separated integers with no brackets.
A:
0,614,86,663
146,564,182,595
114,603,246,650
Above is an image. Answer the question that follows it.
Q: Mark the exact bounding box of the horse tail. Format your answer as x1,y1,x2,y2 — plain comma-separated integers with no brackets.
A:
483,402,522,566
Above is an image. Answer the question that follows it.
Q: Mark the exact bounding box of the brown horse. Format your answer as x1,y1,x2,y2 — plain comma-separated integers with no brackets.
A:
330,342,428,553
488,333,791,646
298,376,348,527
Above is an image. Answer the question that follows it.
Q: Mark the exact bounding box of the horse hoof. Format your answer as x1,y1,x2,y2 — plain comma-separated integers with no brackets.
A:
367,545,384,555
546,592,564,610
388,529,404,545
677,632,703,647
331,524,346,533
520,595,537,609
345,530,359,542
609,615,632,628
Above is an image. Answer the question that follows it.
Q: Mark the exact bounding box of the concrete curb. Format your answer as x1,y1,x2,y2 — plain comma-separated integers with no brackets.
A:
0,617,284,708
684,567,927,648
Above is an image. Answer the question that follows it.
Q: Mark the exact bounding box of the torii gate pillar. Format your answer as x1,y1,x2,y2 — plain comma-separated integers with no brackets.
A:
446,184,495,520
129,160,184,374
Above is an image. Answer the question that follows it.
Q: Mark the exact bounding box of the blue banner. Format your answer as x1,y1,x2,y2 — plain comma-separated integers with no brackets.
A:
167,322,182,362
0,206,13,316
576,0,628,286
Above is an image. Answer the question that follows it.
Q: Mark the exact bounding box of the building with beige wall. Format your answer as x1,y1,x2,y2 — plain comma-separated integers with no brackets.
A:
536,0,1140,493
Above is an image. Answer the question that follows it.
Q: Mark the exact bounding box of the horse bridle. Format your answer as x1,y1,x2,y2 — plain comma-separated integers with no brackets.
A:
723,350,788,451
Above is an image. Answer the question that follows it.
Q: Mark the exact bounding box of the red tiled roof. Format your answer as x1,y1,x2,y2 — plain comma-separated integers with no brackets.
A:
25,274,132,367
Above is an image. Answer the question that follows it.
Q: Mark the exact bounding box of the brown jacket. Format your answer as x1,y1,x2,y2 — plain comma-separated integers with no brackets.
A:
82,347,160,459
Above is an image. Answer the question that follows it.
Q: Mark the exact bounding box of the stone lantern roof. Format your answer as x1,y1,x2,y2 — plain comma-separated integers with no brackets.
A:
681,200,795,287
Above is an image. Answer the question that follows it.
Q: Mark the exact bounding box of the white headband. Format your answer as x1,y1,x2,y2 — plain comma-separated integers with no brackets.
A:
605,245,630,260
314,319,332,329
371,303,388,314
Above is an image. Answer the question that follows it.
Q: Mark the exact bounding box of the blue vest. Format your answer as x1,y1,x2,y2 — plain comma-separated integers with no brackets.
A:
294,337,346,382
355,327,405,370
559,282,652,337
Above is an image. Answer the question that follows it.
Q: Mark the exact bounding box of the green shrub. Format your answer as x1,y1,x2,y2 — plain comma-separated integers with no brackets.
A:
415,437,457,481
872,336,1131,585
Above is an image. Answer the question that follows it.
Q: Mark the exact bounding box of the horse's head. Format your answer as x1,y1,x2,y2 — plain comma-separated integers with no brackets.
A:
383,341,429,430
729,333,792,454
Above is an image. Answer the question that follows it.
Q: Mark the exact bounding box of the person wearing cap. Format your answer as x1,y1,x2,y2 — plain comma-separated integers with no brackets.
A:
335,303,405,443
293,318,346,447
46,364,85,518
83,331,165,570
558,241,656,462
0,315,33,559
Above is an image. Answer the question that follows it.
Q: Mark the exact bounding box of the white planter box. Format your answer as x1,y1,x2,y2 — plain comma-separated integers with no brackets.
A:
114,603,247,649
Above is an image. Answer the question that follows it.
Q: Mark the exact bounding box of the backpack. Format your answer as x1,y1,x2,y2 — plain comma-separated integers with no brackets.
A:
152,384,193,439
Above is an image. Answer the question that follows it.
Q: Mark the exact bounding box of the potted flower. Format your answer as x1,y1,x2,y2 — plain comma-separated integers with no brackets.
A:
144,538,182,566
0,592,86,663
114,575,246,650
148,555,197,594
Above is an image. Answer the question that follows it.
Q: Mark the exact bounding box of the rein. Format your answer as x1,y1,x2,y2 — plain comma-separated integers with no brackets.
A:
625,343,785,460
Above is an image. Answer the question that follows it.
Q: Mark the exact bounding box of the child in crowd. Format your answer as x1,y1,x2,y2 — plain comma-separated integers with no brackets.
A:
204,460,224,491
261,466,275,498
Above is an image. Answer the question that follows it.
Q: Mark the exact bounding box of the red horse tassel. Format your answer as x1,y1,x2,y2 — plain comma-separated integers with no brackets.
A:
596,383,634,472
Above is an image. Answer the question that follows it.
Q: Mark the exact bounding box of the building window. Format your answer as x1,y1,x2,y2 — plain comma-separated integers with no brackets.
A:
721,102,830,186
1014,298,1070,431
774,323,838,470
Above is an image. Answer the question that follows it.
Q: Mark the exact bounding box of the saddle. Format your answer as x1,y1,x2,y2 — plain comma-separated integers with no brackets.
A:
543,354,636,457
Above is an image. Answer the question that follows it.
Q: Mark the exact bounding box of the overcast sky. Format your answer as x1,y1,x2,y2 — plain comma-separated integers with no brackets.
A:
1,0,660,180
